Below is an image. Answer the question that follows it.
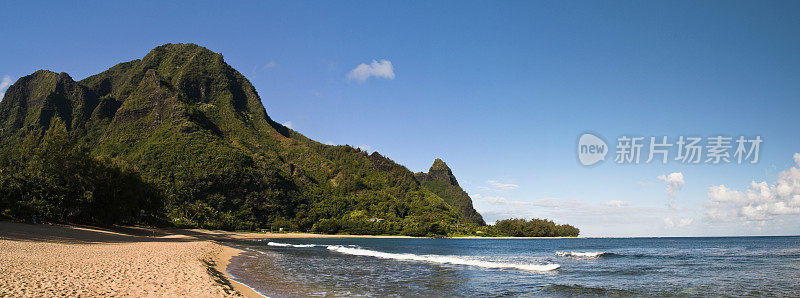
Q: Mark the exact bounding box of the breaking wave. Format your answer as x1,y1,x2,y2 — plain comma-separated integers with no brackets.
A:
327,245,560,271
556,251,610,258
267,241,317,248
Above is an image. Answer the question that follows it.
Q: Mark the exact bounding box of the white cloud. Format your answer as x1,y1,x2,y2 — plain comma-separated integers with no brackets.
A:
282,121,294,129
663,217,674,228
357,144,372,152
325,141,335,146
0,75,11,100
658,172,685,195
487,180,519,190
704,154,800,222
346,59,395,83
264,60,277,69
664,217,694,229
603,200,631,207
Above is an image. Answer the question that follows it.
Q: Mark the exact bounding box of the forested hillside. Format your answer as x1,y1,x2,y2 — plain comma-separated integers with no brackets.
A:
0,43,578,237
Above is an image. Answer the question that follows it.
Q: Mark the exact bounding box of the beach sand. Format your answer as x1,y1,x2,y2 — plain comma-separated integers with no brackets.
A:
0,222,262,297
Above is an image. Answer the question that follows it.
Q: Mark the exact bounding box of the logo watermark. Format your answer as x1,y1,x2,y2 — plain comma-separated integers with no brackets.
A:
578,133,762,166
577,133,608,166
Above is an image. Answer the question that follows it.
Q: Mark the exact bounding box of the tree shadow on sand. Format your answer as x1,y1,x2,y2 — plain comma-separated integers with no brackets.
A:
0,221,240,244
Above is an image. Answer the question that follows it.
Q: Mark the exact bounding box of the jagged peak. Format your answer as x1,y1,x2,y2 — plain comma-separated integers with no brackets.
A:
416,158,485,225
430,158,451,172
417,158,459,187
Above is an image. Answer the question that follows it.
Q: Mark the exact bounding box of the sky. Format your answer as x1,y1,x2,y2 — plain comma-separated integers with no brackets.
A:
2,0,799,237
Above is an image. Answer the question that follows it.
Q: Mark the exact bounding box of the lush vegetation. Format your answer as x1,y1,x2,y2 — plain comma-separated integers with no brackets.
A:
415,159,485,225
0,118,161,226
0,43,579,238
484,218,580,237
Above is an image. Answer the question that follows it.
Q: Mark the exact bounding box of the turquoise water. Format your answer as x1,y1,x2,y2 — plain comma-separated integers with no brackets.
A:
226,237,800,297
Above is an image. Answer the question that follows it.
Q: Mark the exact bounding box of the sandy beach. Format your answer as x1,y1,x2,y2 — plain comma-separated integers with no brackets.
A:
0,221,264,297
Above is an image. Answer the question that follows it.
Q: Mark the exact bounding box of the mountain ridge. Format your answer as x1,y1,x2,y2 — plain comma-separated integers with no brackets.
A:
0,43,484,236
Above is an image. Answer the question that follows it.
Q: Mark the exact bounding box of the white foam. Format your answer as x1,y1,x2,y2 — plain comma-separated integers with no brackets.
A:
267,242,316,248
327,245,559,272
556,251,606,258
225,271,271,298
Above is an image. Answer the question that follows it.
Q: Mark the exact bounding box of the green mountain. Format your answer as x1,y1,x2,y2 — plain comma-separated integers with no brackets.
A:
415,159,485,225
0,43,481,236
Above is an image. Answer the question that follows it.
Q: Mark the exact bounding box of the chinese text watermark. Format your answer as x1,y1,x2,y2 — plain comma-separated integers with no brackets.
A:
578,133,762,166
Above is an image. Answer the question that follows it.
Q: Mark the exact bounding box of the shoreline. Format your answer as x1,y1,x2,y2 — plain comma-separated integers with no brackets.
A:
212,244,264,298
211,231,580,239
0,221,578,297
5,221,793,297
219,230,800,239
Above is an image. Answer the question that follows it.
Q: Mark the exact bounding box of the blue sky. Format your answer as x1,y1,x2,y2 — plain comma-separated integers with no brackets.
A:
2,1,800,236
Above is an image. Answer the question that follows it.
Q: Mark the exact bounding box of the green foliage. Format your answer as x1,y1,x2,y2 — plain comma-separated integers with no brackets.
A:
0,118,161,226
0,43,579,238
415,159,486,225
484,218,580,237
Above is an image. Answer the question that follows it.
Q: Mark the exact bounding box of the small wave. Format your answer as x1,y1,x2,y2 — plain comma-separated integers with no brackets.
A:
556,251,609,258
327,245,559,272
267,241,316,248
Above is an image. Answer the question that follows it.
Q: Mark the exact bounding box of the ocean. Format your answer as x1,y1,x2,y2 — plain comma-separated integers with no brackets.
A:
225,236,800,297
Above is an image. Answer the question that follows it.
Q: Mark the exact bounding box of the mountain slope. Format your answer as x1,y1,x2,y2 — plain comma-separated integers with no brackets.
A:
415,159,485,225
0,43,468,236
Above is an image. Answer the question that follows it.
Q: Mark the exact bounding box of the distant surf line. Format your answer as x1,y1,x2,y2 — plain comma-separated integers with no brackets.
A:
264,241,560,272
555,251,610,258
